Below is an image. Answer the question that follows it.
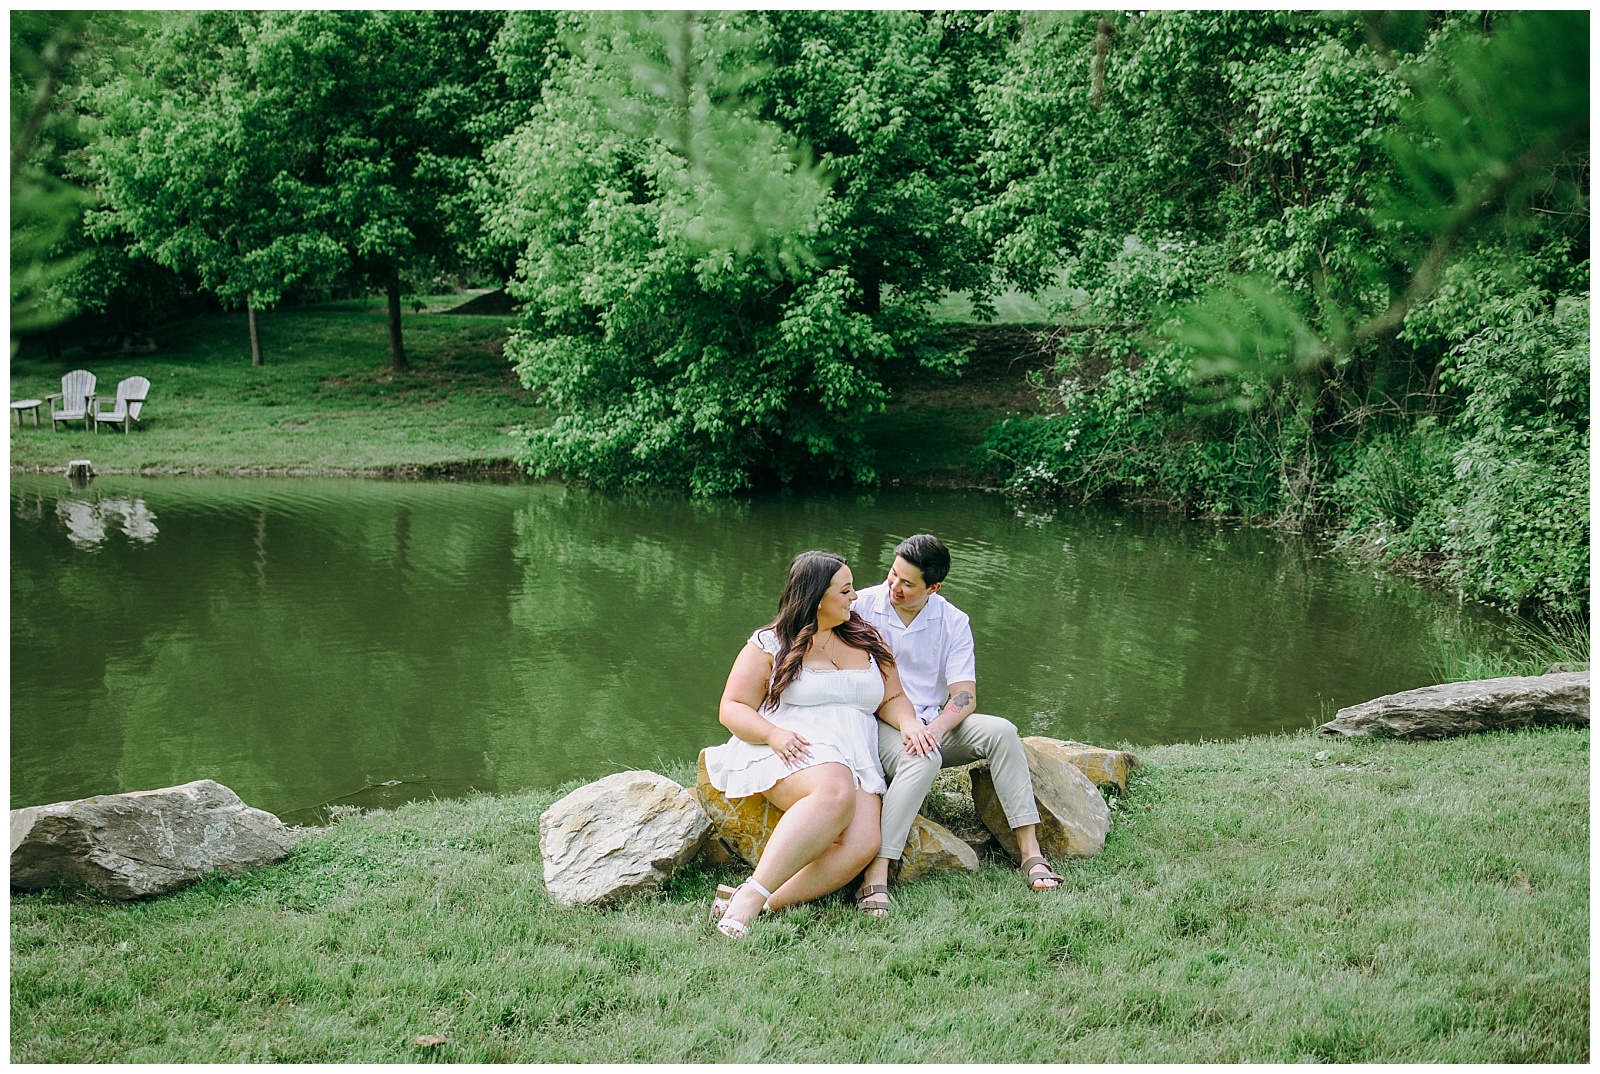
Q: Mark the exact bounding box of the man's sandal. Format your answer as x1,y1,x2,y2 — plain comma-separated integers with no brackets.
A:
715,878,773,938
1021,855,1062,890
855,884,891,918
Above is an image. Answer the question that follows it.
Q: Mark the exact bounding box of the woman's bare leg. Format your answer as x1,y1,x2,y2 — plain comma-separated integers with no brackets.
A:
765,789,881,910
721,763,856,927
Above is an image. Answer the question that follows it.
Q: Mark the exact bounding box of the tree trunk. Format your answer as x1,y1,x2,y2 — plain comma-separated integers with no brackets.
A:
386,272,408,370
854,272,882,315
247,300,264,366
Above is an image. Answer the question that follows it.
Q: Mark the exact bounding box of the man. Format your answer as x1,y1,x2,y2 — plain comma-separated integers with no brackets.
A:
851,534,1060,915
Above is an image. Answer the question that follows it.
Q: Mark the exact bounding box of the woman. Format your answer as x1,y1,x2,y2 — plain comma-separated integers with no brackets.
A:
703,550,917,936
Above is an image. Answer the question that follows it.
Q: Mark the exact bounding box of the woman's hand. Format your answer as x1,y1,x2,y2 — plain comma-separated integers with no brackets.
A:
900,721,940,757
767,727,813,768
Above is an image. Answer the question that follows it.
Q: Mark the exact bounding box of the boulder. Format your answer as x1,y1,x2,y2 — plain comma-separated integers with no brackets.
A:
694,749,978,881
10,779,291,899
970,739,1111,863
539,770,710,908
891,815,980,883
1025,737,1139,795
693,750,785,869
1318,672,1590,740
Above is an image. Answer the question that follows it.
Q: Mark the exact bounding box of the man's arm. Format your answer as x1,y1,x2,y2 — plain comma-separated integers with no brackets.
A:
923,680,976,741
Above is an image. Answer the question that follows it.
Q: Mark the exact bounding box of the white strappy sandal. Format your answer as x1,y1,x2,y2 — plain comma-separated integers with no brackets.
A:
714,878,773,938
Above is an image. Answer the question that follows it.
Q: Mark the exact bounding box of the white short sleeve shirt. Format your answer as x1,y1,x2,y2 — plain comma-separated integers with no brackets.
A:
853,583,976,724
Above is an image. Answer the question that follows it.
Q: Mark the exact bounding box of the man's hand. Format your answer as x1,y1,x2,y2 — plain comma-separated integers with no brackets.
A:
901,721,940,757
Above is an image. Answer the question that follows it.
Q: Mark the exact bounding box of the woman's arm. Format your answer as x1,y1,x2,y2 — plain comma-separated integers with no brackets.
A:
875,661,917,730
720,642,813,763
719,642,775,742
878,661,940,757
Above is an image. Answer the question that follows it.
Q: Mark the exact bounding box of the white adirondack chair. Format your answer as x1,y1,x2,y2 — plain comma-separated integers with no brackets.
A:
92,376,150,434
46,369,96,431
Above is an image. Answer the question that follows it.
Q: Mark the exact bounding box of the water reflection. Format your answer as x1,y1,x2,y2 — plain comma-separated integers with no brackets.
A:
53,495,159,547
10,475,1511,823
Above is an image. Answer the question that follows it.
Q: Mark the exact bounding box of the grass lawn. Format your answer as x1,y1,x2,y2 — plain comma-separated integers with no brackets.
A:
11,301,1056,486
11,727,1587,1062
9,303,534,475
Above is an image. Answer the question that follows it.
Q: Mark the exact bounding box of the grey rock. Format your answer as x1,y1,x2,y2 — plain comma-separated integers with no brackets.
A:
1318,672,1590,740
10,779,292,899
539,771,711,908
971,738,1112,863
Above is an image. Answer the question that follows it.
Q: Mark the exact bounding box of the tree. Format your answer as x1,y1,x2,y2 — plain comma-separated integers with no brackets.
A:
484,11,1002,493
86,11,516,368
10,11,95,339
87,12,344,365
285,10,517,369
975,10,1588,611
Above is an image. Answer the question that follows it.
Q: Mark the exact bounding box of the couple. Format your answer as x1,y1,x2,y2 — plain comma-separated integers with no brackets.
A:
703,535,1060,938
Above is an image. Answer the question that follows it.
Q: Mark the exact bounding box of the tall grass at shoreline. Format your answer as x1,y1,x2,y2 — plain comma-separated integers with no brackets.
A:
1430,610,1590,684
12,728,1588,1062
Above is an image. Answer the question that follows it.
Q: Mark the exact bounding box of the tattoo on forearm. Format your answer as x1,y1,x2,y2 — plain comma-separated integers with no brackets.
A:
948,690,974,714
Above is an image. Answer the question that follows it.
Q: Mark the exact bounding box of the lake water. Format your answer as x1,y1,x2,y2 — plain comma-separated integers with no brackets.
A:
10,474,1509,823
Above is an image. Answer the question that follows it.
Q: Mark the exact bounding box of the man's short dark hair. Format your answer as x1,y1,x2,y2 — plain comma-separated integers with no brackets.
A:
894,534,950,586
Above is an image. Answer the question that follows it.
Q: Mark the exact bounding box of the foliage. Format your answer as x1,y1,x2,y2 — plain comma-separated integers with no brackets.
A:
974,10,1588,611
1434,294,1589,612
485,11,996,494
82,11,517,364
10,12,97,335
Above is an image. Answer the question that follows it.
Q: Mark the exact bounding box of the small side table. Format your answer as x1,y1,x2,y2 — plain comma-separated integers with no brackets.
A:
11,399,42,427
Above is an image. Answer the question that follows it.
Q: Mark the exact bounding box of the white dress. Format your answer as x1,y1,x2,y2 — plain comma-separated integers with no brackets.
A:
704,629,888,798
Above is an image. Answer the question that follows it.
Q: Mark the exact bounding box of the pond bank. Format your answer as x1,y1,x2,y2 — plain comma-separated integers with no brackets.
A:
7,308,1046,490
12,727,1588,1062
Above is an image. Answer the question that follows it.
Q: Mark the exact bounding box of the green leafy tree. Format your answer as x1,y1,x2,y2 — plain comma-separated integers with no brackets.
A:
976,10,1587,611
485,10,1000,493
284,10,516,369
87,11,345,365
85,11,515,368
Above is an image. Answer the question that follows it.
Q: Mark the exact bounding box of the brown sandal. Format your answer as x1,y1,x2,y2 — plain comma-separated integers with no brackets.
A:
1021,855,1062,890
856,884,891,917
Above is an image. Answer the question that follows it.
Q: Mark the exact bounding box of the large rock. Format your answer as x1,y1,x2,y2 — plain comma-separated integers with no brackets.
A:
1318,672,1590,740
891,815,980,883
693,750,785,869
693,750,977,881
539,770,710,908
971,739,1111,862
10,779,292,899
1025,738,1139,795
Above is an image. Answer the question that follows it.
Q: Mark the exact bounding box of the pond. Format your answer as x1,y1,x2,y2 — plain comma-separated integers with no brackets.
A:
11,473,1509,824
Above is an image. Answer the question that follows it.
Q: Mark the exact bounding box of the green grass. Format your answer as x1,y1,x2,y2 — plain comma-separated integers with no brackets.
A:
12,728,1588,1062
9,306,535,474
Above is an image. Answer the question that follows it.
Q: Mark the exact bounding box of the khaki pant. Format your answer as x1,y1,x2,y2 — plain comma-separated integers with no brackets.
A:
876,712,1040,861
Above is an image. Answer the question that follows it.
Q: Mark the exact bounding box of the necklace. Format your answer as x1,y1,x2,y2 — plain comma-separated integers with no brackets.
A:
817,630,842,669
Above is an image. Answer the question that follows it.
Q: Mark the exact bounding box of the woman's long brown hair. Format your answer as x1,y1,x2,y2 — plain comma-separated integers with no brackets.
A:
762,550,895,711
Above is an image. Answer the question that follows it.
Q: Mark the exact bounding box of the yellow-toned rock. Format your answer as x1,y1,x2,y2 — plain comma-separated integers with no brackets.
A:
695,750,976,882
1024,737,1138,795
971,739,1111,863
892,815,980,883
693,750,784,869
